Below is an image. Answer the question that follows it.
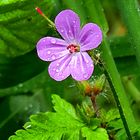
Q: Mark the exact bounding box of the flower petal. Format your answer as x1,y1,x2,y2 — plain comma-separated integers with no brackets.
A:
48,54,72,81
36,37,69,61
70,52,94,81
79,23,102,51
55,10,80,43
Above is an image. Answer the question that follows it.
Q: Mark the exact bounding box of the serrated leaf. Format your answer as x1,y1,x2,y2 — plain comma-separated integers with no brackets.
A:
108,119,123,130
9,94,109,140
82,127,109,140
105,109,120,122
0,0,54,57
52,94,78,119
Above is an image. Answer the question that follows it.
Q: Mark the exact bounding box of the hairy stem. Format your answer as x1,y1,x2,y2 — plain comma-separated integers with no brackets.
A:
100,38,137,132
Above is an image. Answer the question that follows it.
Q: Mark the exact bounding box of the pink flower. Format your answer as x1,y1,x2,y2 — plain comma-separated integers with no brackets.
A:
36,10,102,81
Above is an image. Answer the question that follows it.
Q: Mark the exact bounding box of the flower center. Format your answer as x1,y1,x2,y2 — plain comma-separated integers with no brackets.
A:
67,44,79,53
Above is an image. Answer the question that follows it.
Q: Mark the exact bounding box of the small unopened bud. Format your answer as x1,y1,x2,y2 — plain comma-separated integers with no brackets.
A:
35,7,55,28
35,7,43,16
93,74,106,95
78,81,92,96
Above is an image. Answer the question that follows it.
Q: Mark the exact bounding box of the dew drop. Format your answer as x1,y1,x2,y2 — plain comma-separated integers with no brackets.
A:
56,68,60,72
18,83,23,88
61,29,64,33
96,35,99,38
47,51,51,54
73,20,76,23
25,125,31,129
83,73,88,78
86,60,89,64
90,64,93,67
51,38,56,44
56,63,60,66
51,54,56,60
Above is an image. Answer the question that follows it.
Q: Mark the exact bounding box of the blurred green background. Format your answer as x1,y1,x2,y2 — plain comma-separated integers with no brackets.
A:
0,0,140,139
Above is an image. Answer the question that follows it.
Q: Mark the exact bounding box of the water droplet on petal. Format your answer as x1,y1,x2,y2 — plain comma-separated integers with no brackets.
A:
96,35,99,38
56,63,60,66
90,64,93,67
73,20,76,23
51,54,56,60
83,73,88,78
51,38,56,44
61,29,64,33
43,39,46,42
47,51,51,54
56,69,59,72
86,60,89,64
53,68,56,71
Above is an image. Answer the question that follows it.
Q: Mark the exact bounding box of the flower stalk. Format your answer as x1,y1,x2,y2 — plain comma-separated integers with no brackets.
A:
35,7,55,28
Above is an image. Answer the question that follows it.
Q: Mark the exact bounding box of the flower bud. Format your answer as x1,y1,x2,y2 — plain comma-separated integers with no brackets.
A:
93,74,106,95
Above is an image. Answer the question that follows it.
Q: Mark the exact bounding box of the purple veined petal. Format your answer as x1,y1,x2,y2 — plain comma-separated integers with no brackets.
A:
36,37,69,61
79,23,102,51
55,9,80,43
48,54,72,81
70,52,94,81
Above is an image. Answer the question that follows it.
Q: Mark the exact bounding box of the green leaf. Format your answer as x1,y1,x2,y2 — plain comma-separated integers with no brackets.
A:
115,56,139,76
109,36,139,76
9,94,109,140
0,51,46,88
110,36,135,58
52,94,79,119
82,127,109,140
0,0,54,57
108,119,123,130
105,109,120,122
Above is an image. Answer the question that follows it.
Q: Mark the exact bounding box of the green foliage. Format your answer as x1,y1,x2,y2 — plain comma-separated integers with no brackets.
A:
82,127,108,140
0,0,53,57
0,0,140,140
9,95,109,140
0,51,46,88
